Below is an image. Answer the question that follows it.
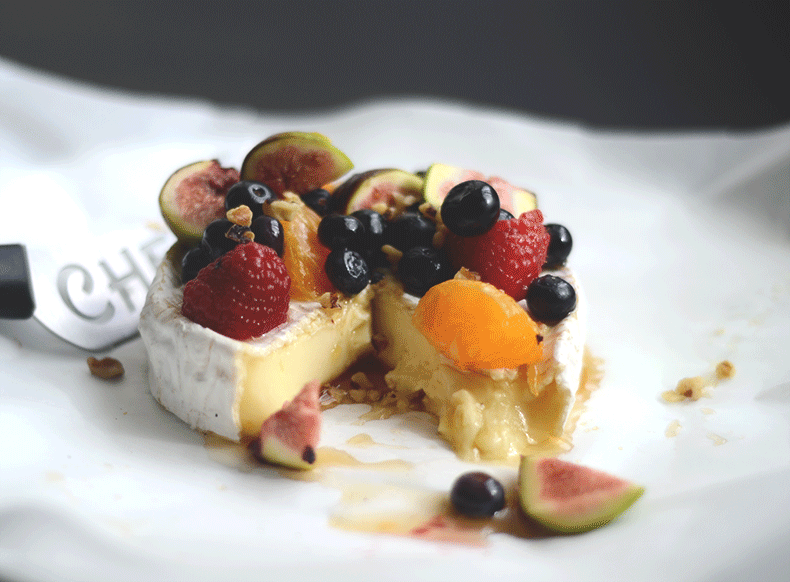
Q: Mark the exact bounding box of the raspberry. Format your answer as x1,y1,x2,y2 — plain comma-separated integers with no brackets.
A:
181,242,291,340
445,210,549,301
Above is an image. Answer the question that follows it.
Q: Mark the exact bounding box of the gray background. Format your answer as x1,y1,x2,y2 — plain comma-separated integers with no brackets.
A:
1,1,788,129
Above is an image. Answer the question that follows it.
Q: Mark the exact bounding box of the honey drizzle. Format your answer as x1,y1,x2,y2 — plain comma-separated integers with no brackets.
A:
203,348,605,545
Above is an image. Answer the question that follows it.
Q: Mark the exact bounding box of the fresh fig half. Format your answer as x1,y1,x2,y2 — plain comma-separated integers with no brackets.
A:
518,456,644,533
159,160,240,245
251,380,322,470
240,132,353,197
423,163,537,217
330,168,424,214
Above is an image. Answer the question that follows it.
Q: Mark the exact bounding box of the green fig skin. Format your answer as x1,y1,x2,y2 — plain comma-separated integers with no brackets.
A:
330,168,424,214
240,132,353,197
518,455,644,534
423,162,537,216
159,160,240,246
253,380,322,471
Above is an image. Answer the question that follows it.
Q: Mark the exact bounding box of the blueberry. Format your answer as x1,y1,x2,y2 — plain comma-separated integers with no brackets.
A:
250,215,284,256
318,214,366,251
396,246,453,297
351,209,388,268
351,209,387,249
225,181,275,219
384,212,435,251
325,249,370,295
301,188,332,216
543,224,573,268
181,245,212,284
498,208,514,221
201,219,239,260
441,180,500,237
450,472,506,518
526,275,577,325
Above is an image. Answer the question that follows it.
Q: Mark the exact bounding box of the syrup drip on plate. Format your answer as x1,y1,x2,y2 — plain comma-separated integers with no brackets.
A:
203,350,605,545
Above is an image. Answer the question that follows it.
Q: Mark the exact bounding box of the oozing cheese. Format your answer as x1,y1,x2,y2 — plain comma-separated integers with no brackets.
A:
373,271,585,461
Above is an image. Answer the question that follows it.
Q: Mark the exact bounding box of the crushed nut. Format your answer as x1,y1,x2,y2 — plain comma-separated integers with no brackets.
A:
418,202,437,221
265,193,302,222
432,223,447,249
662,360,736,403
317,292,340,309
454,267,481,281
350,371,374,389
348,388,367,402
226,224,251,243
677,376,707,400
715,360,735,380
381,244,403,268
226,205,253,227
87,357,124,380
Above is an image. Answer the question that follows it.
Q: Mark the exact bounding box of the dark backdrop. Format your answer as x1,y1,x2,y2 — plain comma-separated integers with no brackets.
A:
1,1,788,130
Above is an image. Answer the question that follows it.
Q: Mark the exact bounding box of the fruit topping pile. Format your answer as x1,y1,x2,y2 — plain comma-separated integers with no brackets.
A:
159,131,578,346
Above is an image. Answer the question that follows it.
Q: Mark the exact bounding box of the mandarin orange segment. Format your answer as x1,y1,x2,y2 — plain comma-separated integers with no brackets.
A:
281,203,334,301
412,279,543,370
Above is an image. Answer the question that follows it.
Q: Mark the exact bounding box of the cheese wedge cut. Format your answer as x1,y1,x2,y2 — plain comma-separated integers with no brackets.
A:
374,270,585,461
139,245,373,440
139,245,587,461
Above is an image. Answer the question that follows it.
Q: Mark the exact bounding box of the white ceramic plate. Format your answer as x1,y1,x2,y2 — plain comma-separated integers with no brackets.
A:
2,58,789,582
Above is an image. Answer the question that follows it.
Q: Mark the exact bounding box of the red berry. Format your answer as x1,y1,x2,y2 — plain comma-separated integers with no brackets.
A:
181,242,291,340
445,210,549,301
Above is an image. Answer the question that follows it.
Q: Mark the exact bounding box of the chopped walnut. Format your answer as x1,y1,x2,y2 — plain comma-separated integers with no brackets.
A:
418,202,437,221
662,359,736,403
381,244,403,268
87,357,124,380
265,193,302,222
350,371,374,389
226,205,253,227
454,267,481,281
317,292,340,309
432,223,448,249
348,388,367,403
715,360,735,380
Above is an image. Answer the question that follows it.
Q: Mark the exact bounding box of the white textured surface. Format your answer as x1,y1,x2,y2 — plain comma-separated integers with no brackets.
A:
2,57,790,582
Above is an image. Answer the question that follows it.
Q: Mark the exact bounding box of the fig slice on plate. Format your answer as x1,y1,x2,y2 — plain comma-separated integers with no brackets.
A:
240,132,353,197
423,163,537,217
518,456,644,533
159,160,240,245
250,380,322,470
330,168,424,214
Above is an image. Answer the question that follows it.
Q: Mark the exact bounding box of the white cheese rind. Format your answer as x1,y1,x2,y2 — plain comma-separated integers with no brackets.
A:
139,245,373,441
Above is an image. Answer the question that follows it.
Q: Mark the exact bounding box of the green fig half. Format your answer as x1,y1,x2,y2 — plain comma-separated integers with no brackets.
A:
423,163,537,216
330,168,424,214
158,160,240,245
252,380,322,471
240,132,353,197
518,456,644,533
